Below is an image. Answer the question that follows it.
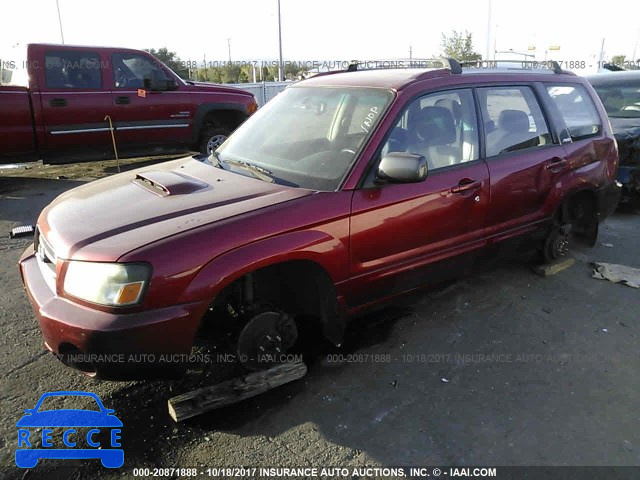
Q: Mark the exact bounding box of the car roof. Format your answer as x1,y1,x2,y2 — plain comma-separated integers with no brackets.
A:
585,70,640,86
297,67,578,91
28,43,146,54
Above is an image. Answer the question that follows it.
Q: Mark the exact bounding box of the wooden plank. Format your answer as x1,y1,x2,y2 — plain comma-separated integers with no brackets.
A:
532,257,575,277
168,361,307,422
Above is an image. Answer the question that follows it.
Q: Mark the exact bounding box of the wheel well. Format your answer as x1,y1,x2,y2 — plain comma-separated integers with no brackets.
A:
201,260,344,346
561,189,597,227
201,109,246,133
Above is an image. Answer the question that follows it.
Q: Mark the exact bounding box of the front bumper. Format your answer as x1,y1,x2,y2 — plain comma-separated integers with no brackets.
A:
18,245,210,379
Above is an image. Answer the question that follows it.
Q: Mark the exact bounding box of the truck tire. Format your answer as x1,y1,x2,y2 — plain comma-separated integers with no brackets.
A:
199,126,231,155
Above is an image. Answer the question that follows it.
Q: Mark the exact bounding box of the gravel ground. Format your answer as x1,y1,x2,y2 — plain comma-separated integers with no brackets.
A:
0,156,639,479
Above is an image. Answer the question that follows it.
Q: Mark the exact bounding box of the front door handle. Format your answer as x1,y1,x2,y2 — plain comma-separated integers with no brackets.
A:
49,98,67,107
115,96,130,105
546,157,569,172
451,179,482,194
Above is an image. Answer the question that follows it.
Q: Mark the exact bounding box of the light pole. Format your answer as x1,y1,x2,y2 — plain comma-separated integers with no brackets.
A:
544,45,560,61
277,0,283,81
55,0,65,44
485,0,492,60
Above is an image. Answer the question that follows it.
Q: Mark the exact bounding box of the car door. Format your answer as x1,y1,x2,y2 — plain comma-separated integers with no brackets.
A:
39,49,113,157
544,82,609,175
110,52,193,149
347,88,490,307
476,85,568,242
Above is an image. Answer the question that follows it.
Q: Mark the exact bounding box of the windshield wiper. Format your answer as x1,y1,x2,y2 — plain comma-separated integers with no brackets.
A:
217,156,275,183
209,151,275,182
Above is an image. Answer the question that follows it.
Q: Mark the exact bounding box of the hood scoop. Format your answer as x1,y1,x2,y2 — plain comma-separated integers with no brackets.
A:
132,170,209,196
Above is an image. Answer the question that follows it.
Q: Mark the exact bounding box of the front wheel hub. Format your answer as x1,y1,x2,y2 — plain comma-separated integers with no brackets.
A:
237,311,297,370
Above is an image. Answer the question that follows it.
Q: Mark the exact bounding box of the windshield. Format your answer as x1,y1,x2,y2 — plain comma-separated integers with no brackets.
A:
594,84,640,118
214,86,393,190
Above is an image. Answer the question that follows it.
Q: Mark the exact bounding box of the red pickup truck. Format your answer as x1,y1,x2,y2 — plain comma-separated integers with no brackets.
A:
0,44,258,163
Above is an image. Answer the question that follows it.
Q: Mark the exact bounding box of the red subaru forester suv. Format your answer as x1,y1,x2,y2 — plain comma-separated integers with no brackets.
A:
19,60,621,378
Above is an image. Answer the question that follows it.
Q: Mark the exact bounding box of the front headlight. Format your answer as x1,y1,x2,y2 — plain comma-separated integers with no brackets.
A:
63,261,151,306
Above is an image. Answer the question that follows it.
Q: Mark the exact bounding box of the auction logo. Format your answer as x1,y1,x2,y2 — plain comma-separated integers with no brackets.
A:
15,391,123,468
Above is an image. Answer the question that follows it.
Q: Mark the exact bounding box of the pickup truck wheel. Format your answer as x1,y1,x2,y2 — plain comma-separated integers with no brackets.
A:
200,126,230,155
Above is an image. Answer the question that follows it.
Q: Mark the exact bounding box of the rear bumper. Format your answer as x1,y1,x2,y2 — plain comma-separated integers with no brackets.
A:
597,180,622,219
18,245,210,379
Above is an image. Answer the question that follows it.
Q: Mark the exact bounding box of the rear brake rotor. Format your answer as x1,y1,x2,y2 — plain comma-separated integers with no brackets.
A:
543,226,570,262
237,311,297,370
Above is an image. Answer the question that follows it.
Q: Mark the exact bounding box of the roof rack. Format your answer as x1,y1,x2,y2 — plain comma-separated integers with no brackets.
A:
460,59,565,74
345,57,462,75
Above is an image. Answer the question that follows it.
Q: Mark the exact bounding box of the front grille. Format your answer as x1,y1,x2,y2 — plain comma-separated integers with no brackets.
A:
35,228,57,291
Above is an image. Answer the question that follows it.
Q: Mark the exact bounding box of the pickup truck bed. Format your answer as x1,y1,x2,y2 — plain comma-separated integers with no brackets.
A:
0,86,37,160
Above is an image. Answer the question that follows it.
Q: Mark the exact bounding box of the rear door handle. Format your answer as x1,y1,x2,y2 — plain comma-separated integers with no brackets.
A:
451,180,482,194
49,98,67,107
115,96,130,105
545,157,569,172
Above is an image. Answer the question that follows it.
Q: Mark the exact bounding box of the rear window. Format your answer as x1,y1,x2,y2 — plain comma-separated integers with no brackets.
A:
477,86,553,157
546,84,601,140
45,51,102,89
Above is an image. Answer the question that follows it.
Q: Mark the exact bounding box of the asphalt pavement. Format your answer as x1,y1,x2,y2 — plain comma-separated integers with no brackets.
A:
0,164,638,479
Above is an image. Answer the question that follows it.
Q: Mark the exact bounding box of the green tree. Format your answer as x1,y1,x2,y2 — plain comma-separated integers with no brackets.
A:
440,30,482,61
145,47,189,79
610,55,626,66
194,62,310,84
238,69,250,83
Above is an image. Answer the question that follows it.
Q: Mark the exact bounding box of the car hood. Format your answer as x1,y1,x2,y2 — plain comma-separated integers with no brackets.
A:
188,81,254,97
39,157,313,261
610,117,640,166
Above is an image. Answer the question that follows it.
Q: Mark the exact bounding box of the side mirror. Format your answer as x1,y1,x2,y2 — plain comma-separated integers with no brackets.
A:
144,76,178,91
165,79,178,91
376,152,428,184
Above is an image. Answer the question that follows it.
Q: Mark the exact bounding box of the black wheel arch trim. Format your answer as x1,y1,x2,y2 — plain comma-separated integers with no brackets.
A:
192,103,249,144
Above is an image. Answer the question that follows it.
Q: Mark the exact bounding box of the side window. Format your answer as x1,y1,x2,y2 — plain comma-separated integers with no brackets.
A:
546,84,602,140
381,89,479,171
112,53,170,89
44,51,102,89
478,86,552,157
